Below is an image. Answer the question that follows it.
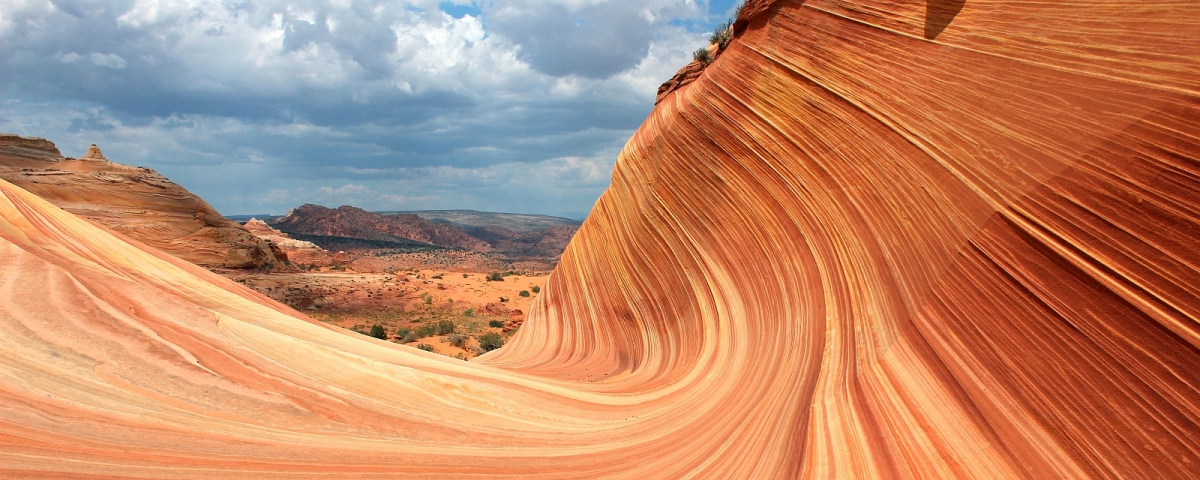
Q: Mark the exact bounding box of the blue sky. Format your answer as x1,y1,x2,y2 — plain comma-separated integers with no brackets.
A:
0,0,740,219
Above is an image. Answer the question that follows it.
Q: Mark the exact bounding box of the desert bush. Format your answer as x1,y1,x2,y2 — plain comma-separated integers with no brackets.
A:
467,345,484,356
421,293,433,304
486,272,504,282
519,290,530,297
401,330,418,343
431,274,443,279
477,332,505,352
693,47,711,64
488,320,505,328
435,320,455,335
531,286,540,294
462,273,469,278
499,296,508,303
446,333,468,347
369,324,387,340
416,343,435,352
712,3,744,46
414,323,436,338
465,308,474,317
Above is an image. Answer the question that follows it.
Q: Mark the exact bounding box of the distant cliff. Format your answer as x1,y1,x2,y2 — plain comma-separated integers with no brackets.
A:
273,204,493,252
272,204,579,261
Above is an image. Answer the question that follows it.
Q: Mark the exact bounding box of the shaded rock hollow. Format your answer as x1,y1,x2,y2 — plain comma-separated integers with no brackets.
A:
0,0,1199,478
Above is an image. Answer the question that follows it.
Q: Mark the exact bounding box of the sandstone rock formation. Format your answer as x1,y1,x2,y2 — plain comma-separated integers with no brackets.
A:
0,133,280,268
0,0,1199,477
81,143,107,161
243,218,298,244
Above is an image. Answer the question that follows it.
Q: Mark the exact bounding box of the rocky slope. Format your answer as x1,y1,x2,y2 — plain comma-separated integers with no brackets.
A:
0,0,1198,478
0,133,280,268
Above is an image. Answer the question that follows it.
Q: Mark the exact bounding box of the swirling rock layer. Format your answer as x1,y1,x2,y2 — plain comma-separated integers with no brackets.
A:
0,134,280,268
2,0,1200,478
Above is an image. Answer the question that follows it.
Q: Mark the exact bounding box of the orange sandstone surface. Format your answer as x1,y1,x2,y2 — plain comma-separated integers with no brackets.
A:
2,0,1200,477
0,134,282,269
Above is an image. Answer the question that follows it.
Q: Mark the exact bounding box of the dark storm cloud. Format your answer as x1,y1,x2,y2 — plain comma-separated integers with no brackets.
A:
486,1,655,78
0,0,725,216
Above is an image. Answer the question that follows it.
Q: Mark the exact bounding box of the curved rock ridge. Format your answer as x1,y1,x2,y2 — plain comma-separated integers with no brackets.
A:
0,134,281,268
498,0,1200,476
0,0,1199,478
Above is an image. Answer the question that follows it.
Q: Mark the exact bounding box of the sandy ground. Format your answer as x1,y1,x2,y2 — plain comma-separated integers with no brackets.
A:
223,268,547,359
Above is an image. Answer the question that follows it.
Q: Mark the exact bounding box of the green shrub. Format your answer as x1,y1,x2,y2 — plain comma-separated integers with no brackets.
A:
477,332,504,352
416,343,435,352
435,320,455,335
446,333,468,348
531,286,540,294
369,324,387,340
488,320,505,328
710,17,734,48
431,274,443,279
465,308,474,317
518,290,530,297
486,272,504,282
462,273,469,278
711,2,743,47
693,47,711,64
421,293,433,304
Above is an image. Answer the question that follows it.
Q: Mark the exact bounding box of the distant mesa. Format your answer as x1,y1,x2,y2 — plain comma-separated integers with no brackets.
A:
273,204,493,252
0,132,281,269
377,209,581,233
267,204,579,263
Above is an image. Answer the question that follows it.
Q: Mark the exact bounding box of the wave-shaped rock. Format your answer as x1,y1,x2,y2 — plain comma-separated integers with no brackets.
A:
0,0,1198,477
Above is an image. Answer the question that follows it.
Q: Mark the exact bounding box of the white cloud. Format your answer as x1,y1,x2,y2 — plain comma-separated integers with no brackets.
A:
89,52,127,68
55,52,82,64
0,0,727,217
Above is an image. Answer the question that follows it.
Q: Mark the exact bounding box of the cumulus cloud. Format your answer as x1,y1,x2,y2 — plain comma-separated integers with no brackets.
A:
0,0,729,217
485,0,700,78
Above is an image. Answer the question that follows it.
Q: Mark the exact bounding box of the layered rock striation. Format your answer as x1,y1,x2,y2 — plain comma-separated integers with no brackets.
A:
0,134,280,268
0,0,1199,478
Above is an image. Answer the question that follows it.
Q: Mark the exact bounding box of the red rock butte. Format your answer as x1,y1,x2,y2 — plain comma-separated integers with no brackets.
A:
1,0,1199,477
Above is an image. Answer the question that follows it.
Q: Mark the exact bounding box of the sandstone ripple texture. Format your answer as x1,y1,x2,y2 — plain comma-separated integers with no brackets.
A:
2,0,1200,478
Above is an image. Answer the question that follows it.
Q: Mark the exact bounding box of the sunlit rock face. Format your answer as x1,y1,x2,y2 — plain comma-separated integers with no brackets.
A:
0,0,1198,478
0,134,280,269
496,0,1200,476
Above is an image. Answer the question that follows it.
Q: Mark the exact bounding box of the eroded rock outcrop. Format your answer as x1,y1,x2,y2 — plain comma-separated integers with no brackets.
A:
0,0,1198,477
0,133,279,268
243,217,337,265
